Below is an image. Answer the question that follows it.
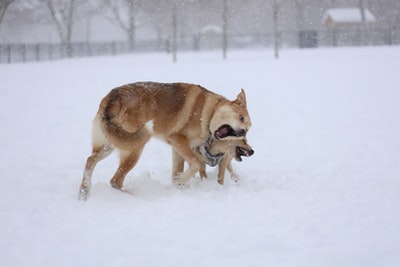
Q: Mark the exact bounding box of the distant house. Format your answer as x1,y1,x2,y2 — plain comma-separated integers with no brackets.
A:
322,8,376,46
323,8,376,26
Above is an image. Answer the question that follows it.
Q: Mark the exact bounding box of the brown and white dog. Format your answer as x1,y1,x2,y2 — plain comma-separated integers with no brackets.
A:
79,82,251,200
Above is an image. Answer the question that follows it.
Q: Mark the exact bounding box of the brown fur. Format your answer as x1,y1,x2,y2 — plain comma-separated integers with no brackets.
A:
79,82,251,200
204,138,254,185
173,138,254,185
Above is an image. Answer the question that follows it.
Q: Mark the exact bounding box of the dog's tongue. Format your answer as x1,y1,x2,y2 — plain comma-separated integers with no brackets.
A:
215,126,229,139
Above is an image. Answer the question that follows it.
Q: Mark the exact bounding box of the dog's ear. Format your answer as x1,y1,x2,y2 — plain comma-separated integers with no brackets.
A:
234,89,247,107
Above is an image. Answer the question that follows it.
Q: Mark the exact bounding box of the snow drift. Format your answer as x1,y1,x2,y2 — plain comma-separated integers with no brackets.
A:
1,47,399,267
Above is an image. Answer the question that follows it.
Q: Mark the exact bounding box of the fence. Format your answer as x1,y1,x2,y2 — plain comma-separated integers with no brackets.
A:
0,36,262,64
1,28,399,64
0,40,167,63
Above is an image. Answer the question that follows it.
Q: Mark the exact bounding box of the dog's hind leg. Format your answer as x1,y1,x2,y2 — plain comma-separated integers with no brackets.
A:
109,128,151,190
79,144,113,201
172,149,184,178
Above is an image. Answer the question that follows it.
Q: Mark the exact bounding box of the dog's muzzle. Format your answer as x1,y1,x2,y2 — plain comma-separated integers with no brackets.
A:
235,146,254,162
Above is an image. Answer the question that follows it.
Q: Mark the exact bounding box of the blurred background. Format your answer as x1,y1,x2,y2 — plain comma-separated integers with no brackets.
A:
1,0,399,63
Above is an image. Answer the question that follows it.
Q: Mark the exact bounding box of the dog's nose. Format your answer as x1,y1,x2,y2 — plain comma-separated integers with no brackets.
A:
248,149,254,156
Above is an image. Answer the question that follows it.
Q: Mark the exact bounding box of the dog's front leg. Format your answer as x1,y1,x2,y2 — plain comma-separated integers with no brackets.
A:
226,161,240,183
217,157,229,185
168,135,202,186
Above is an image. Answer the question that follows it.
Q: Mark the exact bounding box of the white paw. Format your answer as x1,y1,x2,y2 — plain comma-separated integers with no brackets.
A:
78,185,90,201
120,187,135,195
230,173,240,183
173,175,192,188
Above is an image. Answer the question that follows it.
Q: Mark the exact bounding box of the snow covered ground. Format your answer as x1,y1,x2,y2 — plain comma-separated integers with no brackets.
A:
1,47,399,267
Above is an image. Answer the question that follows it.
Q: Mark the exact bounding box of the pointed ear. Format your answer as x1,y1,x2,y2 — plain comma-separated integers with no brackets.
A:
234,88,247,107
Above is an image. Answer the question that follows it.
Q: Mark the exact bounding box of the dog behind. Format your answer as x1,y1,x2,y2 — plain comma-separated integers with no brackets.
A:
199,138,254,185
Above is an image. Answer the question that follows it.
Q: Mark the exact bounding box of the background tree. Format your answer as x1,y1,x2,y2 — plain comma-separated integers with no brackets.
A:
222,0,228,59
294,0,305,32
172,0,177,62
272,0,280,58
42,0,76,57
0,0,15,26
105,0,149,51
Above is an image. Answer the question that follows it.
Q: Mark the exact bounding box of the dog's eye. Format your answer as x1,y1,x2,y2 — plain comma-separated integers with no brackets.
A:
239,115,244,122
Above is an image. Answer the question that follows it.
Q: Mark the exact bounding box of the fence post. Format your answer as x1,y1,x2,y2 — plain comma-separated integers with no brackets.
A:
60,43,64,59
111,41,116,55
86,42,91,56
35,44,40,61
22,44,26,62
48,44,53,60
7,44,11,63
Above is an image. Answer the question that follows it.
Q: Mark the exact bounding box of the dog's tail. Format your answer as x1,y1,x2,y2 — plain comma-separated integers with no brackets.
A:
98,89,149,150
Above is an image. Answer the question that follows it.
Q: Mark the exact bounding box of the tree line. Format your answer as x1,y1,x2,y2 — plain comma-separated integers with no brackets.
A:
1,0,399,61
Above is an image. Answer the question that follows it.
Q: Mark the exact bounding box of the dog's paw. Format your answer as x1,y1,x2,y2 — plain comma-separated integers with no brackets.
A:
78,185,90,201
230,173,240,183
173,179,187,188
120,187,135,195
199,170,208,179
175,183,187,189
173,176,190,188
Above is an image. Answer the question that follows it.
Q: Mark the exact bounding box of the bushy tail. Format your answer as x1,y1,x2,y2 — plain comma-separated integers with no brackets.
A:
98,90,149,150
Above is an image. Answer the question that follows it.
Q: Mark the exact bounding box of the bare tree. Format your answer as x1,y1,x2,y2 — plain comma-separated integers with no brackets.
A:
105,0,148,51
42,0,76,57
0,0,15,25
294,0,305,32
149,0,180,62
172,1,177,62
222,0,228,59
272,0,279,59
80,1,105,43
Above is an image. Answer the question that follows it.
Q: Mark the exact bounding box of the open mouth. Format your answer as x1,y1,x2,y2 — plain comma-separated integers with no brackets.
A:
235,146,254,161
214,124,246,140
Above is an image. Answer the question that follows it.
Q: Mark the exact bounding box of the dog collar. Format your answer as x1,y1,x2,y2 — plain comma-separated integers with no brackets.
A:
198,136,224,167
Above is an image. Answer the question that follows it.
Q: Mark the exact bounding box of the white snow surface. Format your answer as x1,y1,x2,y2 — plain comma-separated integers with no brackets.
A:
1,47,400,267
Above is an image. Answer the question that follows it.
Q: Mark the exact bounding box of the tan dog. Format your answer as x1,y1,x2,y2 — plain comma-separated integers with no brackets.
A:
201,138,254,185
173,138,254,185
79,82,251,200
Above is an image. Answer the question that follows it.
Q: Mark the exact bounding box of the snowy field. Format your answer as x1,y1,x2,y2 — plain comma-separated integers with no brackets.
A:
1,46,400,267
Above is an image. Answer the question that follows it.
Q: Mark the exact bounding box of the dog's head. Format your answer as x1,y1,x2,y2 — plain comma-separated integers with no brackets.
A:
209,137,254,162
210,89,252,140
